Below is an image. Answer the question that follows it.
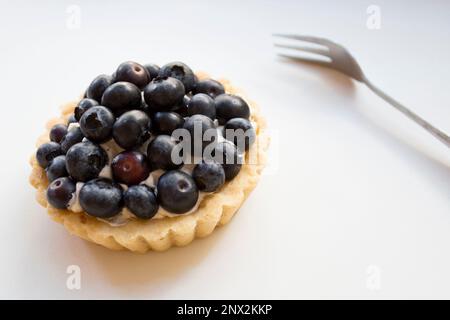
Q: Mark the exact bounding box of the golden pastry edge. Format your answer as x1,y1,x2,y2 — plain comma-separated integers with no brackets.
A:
29,72,270,253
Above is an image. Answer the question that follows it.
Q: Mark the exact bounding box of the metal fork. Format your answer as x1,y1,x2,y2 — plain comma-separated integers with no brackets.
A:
274,34,450,149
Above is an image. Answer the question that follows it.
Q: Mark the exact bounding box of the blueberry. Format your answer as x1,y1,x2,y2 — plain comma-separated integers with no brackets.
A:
147,135,182,170
74,98,99,121
114,61,150,89
46,177,76,209
66,141,108,182
153,112,184,135
139,100,152,115
143,63,160,80
49,124,68,144
79,178,124,218
172,95,190,117
212,141,243,180
67,115,77,125
224,118,255,151
143,77,185,111
215,94,250,124
142,101,158,115
46,155,68,182
112,151,150,186
60,126,84,153
113,108,131,118
192,160,225,192
193,79,225,98
182,114,217,154
101,81,142,113
87,74,113,102
112,110,151,149
124,185,159,219
157,170,199,214
36,142,63,168
188,93,216,120
159,61,196,93
79,106,115,143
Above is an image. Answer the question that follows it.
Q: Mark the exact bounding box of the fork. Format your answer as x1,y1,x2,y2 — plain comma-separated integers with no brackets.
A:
273,34,450,149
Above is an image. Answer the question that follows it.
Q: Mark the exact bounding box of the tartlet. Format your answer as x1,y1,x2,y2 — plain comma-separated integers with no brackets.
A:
30,66,269,253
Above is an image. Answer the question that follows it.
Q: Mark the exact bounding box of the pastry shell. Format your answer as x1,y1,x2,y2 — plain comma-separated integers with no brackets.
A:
29,73,270,252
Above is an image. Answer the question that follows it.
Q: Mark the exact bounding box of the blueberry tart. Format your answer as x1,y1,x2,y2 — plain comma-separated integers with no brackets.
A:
29,62,269,252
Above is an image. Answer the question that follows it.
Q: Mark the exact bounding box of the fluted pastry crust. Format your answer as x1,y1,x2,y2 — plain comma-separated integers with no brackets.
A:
29,73,269,252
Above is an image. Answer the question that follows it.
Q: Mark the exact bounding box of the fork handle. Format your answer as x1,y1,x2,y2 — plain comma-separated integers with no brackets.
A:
363,78,450,148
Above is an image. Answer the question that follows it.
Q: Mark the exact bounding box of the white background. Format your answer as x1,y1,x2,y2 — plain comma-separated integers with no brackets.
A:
1,0,449,299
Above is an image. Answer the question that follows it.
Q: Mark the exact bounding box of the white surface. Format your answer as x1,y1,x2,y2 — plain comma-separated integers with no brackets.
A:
1,0,449,299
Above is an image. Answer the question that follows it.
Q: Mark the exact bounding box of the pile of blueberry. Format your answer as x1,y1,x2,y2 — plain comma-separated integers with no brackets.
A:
36,61,255,221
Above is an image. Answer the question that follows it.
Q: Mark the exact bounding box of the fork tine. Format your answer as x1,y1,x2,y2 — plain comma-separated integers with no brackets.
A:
277,53,331,69
272,34,334,47
274,43,329,57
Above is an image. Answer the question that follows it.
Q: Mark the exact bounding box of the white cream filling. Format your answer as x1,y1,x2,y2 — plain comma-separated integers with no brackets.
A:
66,136,212,226
66,120,254,227
68,162,206,225
67,122,80,132
68,182,84,213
